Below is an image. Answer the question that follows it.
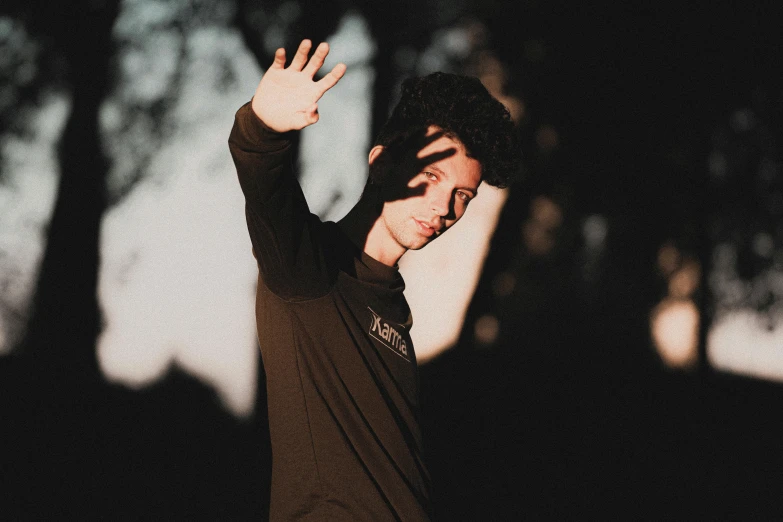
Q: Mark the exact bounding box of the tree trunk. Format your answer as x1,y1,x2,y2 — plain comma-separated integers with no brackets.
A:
20,0,120,381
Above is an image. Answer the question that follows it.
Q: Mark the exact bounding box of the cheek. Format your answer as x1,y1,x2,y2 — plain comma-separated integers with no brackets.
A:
408,180,432,199
383,199,413,226
453,202,468,220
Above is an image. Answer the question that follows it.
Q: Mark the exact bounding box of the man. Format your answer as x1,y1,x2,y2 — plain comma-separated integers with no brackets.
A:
229,39,519,521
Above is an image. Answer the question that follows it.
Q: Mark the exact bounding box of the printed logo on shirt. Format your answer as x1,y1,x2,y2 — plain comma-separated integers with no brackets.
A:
368,307,410,362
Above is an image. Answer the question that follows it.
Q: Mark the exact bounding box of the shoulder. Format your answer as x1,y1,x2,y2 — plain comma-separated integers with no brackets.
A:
260,218,347,301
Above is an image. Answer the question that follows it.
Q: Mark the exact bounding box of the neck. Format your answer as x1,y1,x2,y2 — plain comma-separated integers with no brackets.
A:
338,196,405,267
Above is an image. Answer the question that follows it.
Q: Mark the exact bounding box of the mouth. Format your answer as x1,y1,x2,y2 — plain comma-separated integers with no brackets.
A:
414,218,437,238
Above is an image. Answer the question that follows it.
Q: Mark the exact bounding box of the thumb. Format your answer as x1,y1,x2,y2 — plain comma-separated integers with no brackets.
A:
305,103,319,125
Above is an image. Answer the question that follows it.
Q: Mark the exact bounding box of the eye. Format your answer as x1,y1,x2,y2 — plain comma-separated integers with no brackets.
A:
424,171,438,181
457,191,471,202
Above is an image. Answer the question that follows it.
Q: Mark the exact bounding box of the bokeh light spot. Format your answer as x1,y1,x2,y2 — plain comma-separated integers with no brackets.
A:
535,125,559,152
668,258,701,299
492,271,516,298
650,298,700,369
531,196,562,229
753,232,774,259
582,214,608,251
657,242,681,277
474,314,500,346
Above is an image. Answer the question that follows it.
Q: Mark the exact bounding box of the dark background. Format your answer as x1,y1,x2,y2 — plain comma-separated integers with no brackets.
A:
2,0,782,519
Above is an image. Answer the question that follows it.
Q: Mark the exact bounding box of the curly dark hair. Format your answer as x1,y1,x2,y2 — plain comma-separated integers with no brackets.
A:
373,72,521,188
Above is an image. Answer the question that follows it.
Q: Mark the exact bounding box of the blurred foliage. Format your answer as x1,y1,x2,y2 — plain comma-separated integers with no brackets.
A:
0,17,40,142
707,87,783,317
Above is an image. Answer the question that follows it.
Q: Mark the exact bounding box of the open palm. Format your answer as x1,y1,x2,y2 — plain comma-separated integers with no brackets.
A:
251,40,347,133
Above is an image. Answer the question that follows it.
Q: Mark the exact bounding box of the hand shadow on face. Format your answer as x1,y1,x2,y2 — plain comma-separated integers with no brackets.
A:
368,126,457,204
337,126,459,265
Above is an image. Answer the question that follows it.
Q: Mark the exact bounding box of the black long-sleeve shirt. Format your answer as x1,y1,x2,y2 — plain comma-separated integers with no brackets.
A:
229,102,432,521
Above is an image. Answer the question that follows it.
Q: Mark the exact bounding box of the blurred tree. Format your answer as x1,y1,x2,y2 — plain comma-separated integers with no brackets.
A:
705,85,783,376
0,8,66,352
8,0,120,376
1,1,273,517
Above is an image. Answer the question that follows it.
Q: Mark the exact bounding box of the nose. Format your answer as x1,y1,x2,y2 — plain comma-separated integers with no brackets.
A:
430,186,451,217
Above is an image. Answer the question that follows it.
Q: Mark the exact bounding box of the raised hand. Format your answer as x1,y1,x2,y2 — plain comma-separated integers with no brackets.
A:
251,40,347,133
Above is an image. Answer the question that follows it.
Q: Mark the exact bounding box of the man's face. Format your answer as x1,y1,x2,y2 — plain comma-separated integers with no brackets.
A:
372,126,482,252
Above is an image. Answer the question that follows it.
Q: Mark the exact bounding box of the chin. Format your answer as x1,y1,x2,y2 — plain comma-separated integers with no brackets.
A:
395,225,438,251
406,236,434,251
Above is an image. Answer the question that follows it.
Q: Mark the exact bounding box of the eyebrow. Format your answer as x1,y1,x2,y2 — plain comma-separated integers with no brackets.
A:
428,165,479,196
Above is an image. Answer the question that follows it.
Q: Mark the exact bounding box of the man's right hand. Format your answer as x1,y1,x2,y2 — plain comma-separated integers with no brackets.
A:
251,39,347,133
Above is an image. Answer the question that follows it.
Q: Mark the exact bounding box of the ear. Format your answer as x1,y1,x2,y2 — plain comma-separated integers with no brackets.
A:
368,145,385,166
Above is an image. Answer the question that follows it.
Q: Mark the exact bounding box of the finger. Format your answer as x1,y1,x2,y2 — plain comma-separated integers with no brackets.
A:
303,42,330,77
414,148,457,170
381,127,443,165
409,127,445,153
316,62,347,95
270,47,286,69
289,39,312,71
385,127,440,155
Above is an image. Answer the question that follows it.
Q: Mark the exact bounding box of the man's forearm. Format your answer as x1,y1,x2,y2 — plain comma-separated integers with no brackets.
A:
228,101,295,206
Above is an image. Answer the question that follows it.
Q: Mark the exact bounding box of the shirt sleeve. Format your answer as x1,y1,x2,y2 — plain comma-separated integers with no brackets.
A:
228,101,332,300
